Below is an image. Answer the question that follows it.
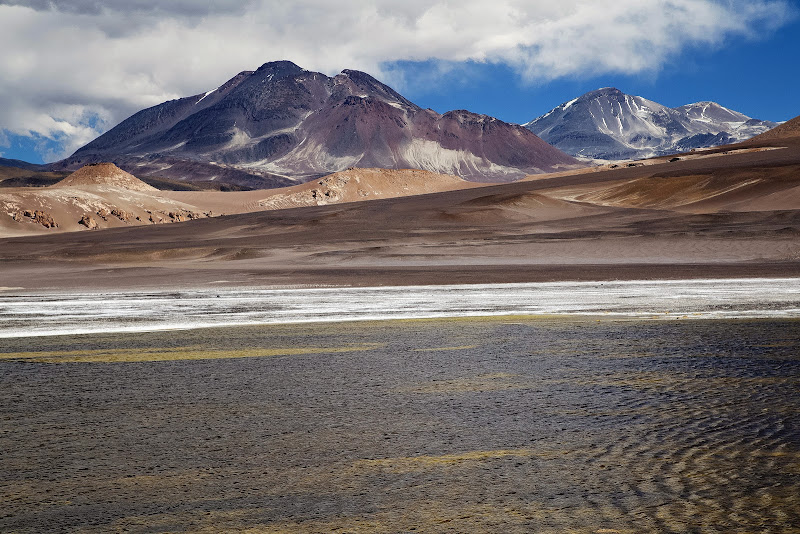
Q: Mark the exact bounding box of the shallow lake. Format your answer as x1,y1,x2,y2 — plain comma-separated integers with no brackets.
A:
1,316,798,532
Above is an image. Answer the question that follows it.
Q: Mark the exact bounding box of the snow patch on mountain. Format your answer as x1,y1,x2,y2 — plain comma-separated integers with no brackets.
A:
196,89,215,105
400,139,524,179
525,88,780,161
265,139,363,177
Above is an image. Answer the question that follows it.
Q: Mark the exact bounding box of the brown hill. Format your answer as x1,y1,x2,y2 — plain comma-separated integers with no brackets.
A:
54,163,158,192
0,166,67,187
158,168,481,215
1,167,479,237
1,137,799,288
253,168,479,210
749,115,800,141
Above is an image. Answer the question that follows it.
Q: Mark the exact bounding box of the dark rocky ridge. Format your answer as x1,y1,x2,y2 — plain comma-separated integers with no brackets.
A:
56,61,580,188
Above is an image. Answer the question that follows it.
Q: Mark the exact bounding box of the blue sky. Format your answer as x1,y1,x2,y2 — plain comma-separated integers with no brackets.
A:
395,15,800,126
1,0,797,164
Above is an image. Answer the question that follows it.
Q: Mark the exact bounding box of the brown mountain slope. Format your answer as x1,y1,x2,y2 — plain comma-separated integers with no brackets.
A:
749,114,800,141
1,137,799,289
538,163,800,213
251,168,479,210
0,168,481,237
159,168,483,215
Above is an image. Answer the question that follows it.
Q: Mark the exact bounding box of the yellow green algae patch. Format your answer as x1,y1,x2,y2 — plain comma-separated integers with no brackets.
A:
383,314,582,325
0,343,383,363
215,503,642,534
411,344,478,352
72,503,641,534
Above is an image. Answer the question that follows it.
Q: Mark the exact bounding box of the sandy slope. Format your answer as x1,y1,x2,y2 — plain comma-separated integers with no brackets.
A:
162,168,480,214
54,162,158,191
6,141,795,239
538,163,800,213
0,166,481,237
0,185,209,237
0,136,798,290
749,114,800,141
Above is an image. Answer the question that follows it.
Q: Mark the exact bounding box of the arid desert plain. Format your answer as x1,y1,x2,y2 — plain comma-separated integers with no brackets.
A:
1,122,799,532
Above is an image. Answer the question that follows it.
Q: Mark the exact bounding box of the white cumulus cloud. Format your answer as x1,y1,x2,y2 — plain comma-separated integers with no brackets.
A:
0,0,792,161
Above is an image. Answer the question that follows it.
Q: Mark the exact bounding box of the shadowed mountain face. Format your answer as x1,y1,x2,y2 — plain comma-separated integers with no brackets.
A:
57,61,579,188
525,88,779,161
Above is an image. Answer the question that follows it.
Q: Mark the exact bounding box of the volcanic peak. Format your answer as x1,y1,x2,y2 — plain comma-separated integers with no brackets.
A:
332,69,418,110
585,87,624,98
63,60,580,185
254,60,305,77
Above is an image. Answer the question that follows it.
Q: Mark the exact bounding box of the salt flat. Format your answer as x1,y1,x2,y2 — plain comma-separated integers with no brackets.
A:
2,278,798,338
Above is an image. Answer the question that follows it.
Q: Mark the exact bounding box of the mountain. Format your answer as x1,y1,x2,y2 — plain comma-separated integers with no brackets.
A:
0,158,46,171
525,88,779,161
56,61,580,188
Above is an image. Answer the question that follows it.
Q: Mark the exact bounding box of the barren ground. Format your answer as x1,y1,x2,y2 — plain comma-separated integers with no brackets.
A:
0,137,798,290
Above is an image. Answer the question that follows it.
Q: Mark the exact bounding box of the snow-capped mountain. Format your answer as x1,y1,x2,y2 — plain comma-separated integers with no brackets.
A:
58,61,579,188
525,88,779,161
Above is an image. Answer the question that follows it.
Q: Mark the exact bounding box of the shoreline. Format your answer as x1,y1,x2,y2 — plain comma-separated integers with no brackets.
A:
4,314,800,343
2,277,798,339
1,261,799,293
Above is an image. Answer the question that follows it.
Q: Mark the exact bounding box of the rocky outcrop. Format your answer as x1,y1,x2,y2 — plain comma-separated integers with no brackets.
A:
111,209,132,221
79,215,98,229
17,209,58,228
168,210,203,222
93,207,133,222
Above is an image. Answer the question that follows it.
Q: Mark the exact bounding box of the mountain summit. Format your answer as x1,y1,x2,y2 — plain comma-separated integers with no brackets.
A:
62,61,580,188
525,88,778,161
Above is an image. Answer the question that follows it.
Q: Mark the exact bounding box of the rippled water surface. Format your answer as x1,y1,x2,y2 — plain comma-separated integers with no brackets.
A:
1,317,798,532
